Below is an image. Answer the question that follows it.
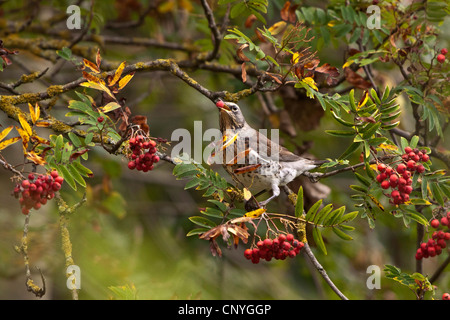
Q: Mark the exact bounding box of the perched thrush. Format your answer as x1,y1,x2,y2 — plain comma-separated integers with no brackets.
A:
214,100,326,207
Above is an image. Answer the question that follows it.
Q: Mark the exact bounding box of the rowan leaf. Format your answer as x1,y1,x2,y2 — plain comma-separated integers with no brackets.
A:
313,227,327,255
0,136,21,151
18,114,32,137
109,61,126,87
28,103,40,124
83,58,100,73
118,72,135,90
0,125,14,142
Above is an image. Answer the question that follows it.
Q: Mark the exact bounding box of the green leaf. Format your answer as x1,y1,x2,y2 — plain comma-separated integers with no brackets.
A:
325,129,356,137
305,199,322,222
410,135,419,149
54,135,64,163
295,186,304,218
430,182,444,206
68,132,82,148
57,164,76,191
186,228,209,237
68,163,86,188
312,227,327,255
339,141,361,160
189,216,216,228
201,207,223,218
332,227,353,240
314,203,333,225
207,199,227,212
173,163,198,178
71,160,93,177
355,172,371,187
56,47,72,60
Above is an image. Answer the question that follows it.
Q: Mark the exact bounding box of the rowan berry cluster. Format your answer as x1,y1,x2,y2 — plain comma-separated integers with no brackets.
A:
415,212,450,260
376,147,430,205
127,135,159,172
244,234,304,264
13,171,64,215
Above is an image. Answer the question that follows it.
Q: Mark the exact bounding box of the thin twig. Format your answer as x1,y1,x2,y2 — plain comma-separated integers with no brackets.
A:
302,242,349,300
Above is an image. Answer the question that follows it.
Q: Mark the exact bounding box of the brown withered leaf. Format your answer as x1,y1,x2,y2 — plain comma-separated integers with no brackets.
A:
209,239,222,257
245,14,257,28
237,44,250,62
288,4,299,23
280,1,290,21
70,148,89,161
130,115,149,134
83,58,100,73
315,63,340,86
344,67,372,89
241,63,247,83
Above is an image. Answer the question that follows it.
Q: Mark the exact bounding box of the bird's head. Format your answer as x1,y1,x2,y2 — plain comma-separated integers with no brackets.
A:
216,100,246,130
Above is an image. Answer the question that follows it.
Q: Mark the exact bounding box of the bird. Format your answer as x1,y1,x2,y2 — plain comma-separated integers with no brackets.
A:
214,100,327,207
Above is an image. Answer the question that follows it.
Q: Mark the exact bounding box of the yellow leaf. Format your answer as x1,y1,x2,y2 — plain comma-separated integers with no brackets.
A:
302,77,318,91
29,103,40,124
243,187,252,201
244,208,266,218
292,52,301,64
18,114,32,137
327,20,338,27
0,136,21,151
15,126,29,152
108,61,125,87
118,72,135,90
368,194,384,211
357,91,369,110
0,125,14,142
100,102,121,113
268,21,287,35
342,60,352,69
379,143,398,151
83,58,100,73
26,151,46,165
80,81,115,99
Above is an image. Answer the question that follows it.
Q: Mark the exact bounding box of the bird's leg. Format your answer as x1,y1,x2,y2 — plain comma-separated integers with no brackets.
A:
258,184,280,207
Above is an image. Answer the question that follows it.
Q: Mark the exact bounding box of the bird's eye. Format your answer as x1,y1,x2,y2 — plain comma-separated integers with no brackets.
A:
232,106,238,111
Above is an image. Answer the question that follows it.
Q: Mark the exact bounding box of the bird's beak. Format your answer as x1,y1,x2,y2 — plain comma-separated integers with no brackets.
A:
216,100,231,111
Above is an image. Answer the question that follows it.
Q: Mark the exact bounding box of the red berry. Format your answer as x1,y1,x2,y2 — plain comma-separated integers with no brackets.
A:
381,180,390,189
52,182,61,191
216,100,225,108
97,116,104,123
51,170,59,178
263,238,272,247
416,164,425,173
21,180,30,189
445,233,450,240
421,154,429,162
442,293,450,300
404,147,412,154
441,48,448,55
428,246,436,257
437,239,446,249
407,160,416,170
244,249,253,259
437,54,446,63
278,234,286,242
430,219,440,229
286,234,294,242
21,207,29,215
128,161,136,170
396,164,406,174
440,217,449,226
377,163,387,172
